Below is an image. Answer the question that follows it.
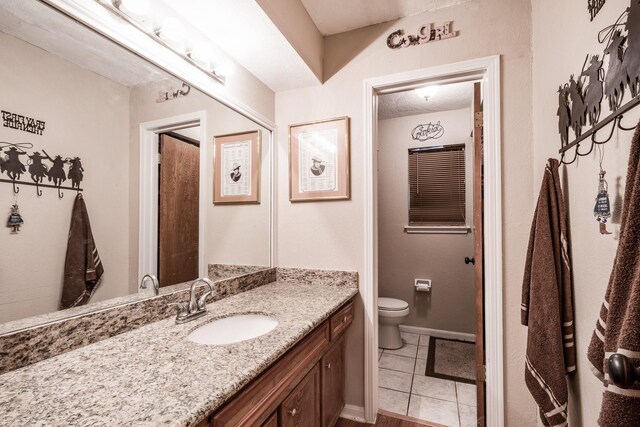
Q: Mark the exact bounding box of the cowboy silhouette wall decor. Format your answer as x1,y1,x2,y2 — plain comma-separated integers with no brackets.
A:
558,1,640,164
0,142,85,198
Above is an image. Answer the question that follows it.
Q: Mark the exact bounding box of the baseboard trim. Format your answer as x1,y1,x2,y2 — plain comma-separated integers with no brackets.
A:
340,404,367,423
399,325,476,343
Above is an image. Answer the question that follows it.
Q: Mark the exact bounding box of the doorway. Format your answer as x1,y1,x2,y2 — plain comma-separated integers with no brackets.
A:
157,130,200,287
138,111,208,286
362,57,503,426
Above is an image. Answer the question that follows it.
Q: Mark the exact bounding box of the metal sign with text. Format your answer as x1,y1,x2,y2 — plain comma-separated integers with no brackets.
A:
387,22,458,49
1,110,45,136
411,122,445,141
589,0,606,21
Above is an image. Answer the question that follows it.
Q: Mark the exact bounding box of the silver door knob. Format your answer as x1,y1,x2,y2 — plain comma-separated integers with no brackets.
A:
326,363,331,369
289,408,298,416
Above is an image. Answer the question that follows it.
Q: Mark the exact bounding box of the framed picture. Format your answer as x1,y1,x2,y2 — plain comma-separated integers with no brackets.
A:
213,130,260,204
289,116,351,202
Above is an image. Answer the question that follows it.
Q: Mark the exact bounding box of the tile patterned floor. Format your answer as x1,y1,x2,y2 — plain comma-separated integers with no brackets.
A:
378,332,477,427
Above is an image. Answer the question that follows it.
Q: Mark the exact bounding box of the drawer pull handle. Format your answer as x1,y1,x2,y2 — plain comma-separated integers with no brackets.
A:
343,315,348,323
289,408,298,416
327,363,331,369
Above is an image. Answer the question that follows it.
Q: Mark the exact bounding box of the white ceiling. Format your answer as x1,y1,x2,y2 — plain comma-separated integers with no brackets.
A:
0,0,169,88
300,0,472,36
171,0,320,92
378,81,475,120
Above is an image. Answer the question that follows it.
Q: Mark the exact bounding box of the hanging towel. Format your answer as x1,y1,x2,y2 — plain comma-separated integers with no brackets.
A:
60,193,104,310
587,121,640,427
521,158,576,427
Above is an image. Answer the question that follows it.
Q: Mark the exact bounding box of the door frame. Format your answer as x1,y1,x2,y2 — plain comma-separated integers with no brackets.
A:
139,111,208,283
362,56,503,425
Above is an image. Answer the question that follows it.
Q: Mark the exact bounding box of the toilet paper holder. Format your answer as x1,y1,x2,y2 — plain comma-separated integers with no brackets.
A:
415,279,432,292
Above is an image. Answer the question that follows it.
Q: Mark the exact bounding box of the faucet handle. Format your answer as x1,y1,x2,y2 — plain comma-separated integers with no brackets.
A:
168,302,189,317
197,291,212,311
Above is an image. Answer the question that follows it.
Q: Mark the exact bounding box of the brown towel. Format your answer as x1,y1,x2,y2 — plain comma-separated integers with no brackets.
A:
521,158,576,427
60,193,104,309
587,121,640,426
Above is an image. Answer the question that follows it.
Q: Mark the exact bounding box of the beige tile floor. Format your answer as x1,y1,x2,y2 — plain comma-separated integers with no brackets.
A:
378,332,477,427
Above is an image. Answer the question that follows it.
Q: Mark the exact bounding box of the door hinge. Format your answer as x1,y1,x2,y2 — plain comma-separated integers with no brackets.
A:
157,153,162,164
479,364,487,382
474,111,484,128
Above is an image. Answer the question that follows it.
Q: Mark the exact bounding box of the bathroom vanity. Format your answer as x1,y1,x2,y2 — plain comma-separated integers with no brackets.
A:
209,299,353,427
0,269,358,427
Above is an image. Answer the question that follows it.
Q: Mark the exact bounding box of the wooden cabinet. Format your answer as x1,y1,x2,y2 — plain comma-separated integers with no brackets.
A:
209,299,353,427
262,412,278,427
280,364,321,427
321,338,345,427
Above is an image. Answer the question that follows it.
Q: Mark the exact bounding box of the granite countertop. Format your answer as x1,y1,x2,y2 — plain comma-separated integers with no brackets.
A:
0,279,358,427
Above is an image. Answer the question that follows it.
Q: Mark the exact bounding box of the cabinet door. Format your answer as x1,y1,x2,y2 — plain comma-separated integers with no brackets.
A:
261,411,278,427
321,338,345,427
279,363,321,427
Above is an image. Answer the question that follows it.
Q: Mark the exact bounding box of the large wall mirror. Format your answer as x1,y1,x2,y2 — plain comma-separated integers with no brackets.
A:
0,1,273,331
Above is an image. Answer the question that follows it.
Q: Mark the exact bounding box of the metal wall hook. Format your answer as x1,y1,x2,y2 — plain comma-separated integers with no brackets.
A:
36,183,42,197
12,180,19,194
57,186,64,199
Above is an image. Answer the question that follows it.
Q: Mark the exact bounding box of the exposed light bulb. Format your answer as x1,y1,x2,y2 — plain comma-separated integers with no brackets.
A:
189,42,214,69
415,85,439,100
214,62,235,78
117,0,150,16
158,17,186,43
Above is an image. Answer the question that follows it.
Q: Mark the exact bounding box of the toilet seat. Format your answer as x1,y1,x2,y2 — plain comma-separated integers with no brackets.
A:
378,297,409,311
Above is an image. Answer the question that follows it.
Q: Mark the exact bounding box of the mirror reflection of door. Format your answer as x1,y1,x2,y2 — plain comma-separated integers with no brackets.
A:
158,131,200,287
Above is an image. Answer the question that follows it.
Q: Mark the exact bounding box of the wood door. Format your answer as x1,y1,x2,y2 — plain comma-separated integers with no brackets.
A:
473,82,485,425
279,363,321,427
322,338,345,427
158,133,199,287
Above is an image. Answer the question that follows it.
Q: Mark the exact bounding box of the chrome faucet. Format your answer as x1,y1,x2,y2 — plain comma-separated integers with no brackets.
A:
140,274,159,296
174,277,214,324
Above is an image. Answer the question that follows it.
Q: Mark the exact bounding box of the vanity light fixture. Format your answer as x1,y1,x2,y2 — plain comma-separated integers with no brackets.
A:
103,0,226,84
114,0,150,16
415,85,439,101
157,16,186,43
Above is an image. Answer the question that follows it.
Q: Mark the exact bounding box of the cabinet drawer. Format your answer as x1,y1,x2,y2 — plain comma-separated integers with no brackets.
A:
330,301,353,340
212,322,329,427
280,363,321,427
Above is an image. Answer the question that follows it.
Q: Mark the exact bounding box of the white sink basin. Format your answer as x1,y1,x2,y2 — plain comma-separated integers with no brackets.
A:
187,314,278,345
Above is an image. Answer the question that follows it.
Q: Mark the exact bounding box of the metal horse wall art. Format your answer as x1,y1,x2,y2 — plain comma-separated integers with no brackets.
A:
0,142,84,198
558,1,640,163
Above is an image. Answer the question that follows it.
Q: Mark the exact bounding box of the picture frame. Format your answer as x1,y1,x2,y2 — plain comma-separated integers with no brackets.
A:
213,130,261,204
289,116,351,202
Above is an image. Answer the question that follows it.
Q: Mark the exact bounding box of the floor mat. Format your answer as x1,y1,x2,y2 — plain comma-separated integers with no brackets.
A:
425,336,476,384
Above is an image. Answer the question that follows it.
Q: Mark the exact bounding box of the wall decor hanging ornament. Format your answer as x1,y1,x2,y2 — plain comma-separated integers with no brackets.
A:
594,146,612,234
0,142,84,198
558,1,640,165
7,202,23,234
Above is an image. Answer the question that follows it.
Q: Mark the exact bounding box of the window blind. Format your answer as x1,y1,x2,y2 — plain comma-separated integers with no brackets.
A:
408,144,466,225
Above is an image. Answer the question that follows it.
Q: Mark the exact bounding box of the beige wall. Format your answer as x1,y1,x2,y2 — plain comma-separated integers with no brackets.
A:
532,0,634,424
275,0,533,417
129,79,272,288
0,33,131,322
378,109,475,334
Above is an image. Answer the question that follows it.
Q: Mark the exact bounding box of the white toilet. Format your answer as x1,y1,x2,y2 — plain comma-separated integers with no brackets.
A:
378,297,410,349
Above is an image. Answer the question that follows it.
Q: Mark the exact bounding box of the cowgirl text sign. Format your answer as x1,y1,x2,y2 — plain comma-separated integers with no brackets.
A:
387,22,458,49
1,110,45,136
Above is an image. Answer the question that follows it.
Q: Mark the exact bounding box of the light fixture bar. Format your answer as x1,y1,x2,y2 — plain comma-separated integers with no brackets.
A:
99,0,226,85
